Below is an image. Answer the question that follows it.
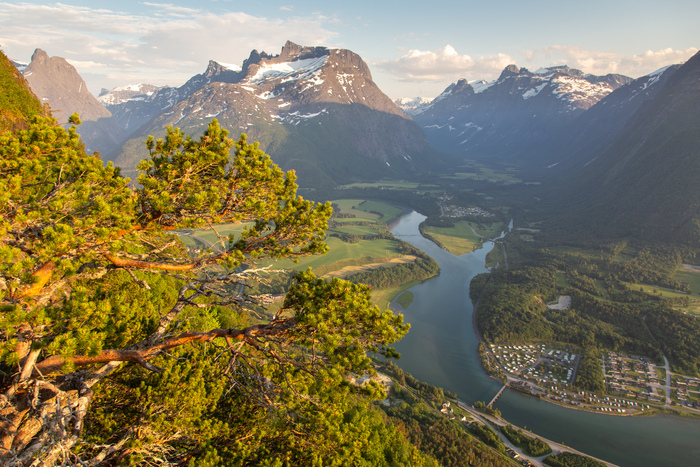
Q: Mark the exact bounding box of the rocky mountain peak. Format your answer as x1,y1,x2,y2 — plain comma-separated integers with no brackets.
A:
204,60,228,78
279,40,304,60
30,48,49,64
22,48,110,122
499,64,520,80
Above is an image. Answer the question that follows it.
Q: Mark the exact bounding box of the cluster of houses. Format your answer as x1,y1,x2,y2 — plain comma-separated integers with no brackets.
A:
436,194,495,218
490,344,579,387
604,352,664,403
673,376,700,408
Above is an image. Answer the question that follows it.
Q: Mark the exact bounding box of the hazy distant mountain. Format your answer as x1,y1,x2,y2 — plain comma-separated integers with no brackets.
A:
98,84,167,106
412,65,631,162
20,49,125,153
394,97,432,116
108,41,442,188
551,51,700,244
542,63,682,171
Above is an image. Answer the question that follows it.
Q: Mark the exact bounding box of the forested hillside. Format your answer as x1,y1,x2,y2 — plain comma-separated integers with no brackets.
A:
0,51,43,131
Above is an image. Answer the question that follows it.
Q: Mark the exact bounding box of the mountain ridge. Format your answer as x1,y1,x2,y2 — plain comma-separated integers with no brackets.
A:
104,41,442,188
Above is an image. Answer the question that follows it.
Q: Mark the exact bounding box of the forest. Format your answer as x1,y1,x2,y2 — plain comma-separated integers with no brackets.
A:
471,234,700,377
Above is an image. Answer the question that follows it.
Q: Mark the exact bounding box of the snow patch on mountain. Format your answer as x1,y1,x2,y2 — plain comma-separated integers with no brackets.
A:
522,83,547,100
551,76,613,105
246,56,327,86
472,79,495,94
11,59,28,72
217,62,242,72
394,96,432,115
98,83,165,105
272,108,328,125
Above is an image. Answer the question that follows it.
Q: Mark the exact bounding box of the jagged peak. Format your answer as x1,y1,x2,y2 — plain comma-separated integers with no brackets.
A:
280,41,304,61
30,48,49,64
498,64,520,80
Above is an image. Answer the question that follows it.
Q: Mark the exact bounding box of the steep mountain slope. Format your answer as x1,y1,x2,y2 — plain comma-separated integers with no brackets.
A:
412,65,631,162
109,41,441,187
0,50,43,131
542,64,682,171
21,49,125,153
551,51,700,244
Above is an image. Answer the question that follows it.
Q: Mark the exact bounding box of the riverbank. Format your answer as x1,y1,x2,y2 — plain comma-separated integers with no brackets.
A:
388,210,700,467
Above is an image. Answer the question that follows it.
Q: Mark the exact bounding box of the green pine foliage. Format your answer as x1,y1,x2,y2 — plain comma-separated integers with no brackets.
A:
544,451,606,467
0,112,420,465
499,425,552,457
0,50,44,131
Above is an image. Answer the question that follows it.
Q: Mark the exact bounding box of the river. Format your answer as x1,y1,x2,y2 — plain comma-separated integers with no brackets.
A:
388,211,700,467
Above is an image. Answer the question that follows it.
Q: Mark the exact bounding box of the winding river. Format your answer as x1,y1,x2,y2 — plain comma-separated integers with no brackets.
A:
389,211,700,467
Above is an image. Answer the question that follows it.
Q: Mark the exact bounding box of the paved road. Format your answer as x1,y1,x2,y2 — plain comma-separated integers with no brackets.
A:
454,401,618,467
662,355,672,405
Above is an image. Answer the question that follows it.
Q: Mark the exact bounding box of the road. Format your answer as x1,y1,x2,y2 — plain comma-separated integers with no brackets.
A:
454,401,618,467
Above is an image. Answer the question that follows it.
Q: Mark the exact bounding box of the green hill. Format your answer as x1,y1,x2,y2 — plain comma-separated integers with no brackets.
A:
0,49,44,131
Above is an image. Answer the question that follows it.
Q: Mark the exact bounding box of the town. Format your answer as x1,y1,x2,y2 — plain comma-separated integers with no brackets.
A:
480,343,700,415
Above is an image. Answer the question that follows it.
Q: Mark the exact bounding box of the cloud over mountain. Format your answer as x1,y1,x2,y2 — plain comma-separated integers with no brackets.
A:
0,2,338,92
527,45,698,78
378,45,514,81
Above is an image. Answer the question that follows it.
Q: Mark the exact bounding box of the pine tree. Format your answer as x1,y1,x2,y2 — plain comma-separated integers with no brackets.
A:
0,116,410,465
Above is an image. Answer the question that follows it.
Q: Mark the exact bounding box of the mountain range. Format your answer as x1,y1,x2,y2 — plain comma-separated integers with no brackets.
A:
99,41,442,187
409,65,632,165
9,42,700,243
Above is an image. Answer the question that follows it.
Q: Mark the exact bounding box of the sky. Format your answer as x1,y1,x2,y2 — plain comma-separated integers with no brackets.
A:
0,1,698,99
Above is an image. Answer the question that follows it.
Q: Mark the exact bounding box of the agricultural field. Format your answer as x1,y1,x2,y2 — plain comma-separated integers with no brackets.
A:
675,268,700,294
176,198,434,309
422,221,484,256
624,281,700,315
337,180,439,191
446,162,523,184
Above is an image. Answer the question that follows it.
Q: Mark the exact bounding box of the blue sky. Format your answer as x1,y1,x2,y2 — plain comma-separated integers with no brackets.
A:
1,1,697,99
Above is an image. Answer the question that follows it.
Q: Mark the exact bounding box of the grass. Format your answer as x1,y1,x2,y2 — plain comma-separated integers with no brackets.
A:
422,221,483,255
354,199,404,223
395,291,415,308
372,280,423,310
470,221,506,238
656,367,667,380
338,180,424,190
555,272,571,288
624,281,700,315
675,269,700,295
333,224,379,236
174,197,425,310
446,162,524,184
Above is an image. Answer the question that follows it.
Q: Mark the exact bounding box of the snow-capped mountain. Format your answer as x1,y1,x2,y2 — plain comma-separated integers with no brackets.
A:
412,64,632,161
541,63,682,171
98,84,166,106
394,97,433,116
108,41,442,187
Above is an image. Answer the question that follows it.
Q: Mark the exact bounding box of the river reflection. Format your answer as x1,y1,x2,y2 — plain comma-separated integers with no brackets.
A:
389,211,700,467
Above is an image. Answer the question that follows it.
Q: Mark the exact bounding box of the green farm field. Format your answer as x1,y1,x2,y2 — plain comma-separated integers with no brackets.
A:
624,281,700,315
422,221,483,256
175,198,434,309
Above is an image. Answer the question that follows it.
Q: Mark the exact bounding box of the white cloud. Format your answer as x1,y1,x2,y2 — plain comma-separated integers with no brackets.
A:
0,2,337,94
378,45,514,82
528,45,698,77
